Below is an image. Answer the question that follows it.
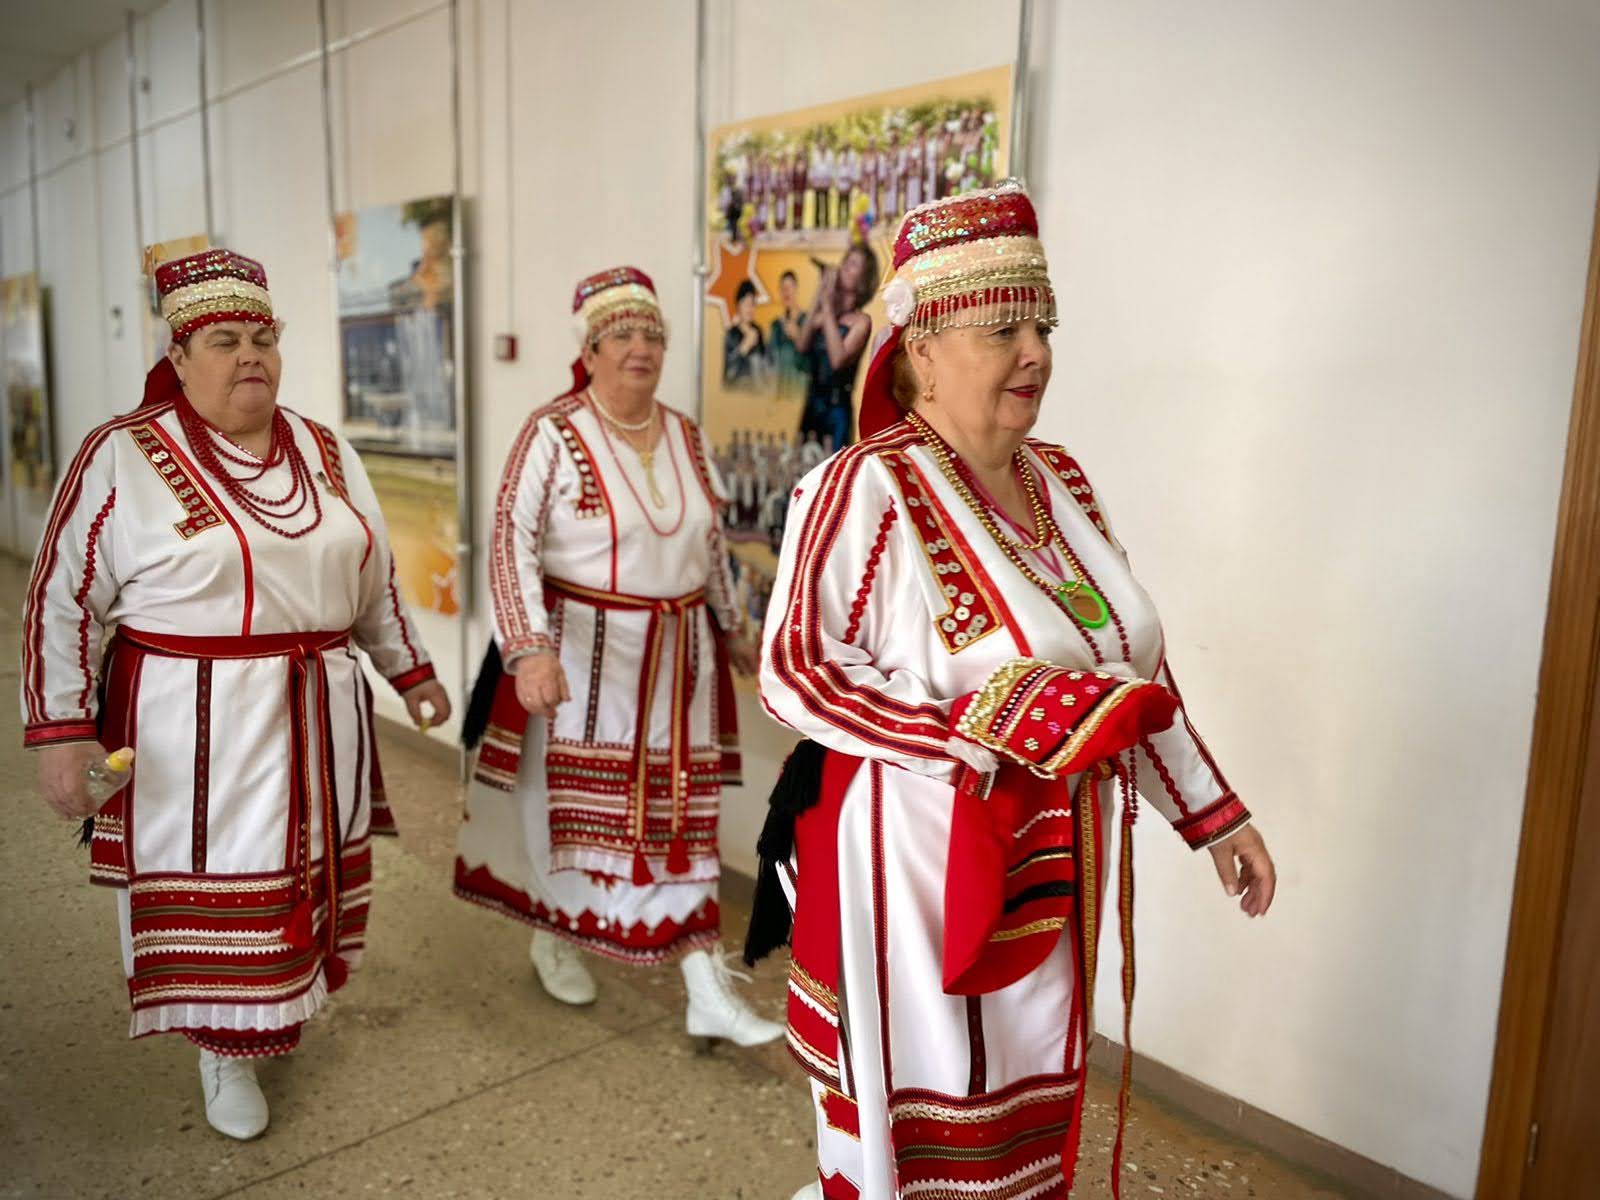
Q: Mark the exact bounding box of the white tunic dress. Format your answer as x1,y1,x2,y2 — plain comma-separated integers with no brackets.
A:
21,399,433,1039
760,422,1250,1199
454,392,746,964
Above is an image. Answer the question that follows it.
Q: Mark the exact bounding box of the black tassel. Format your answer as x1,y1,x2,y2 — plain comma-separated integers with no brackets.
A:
460,641,505,751
78,817,94,847
742,739,827,966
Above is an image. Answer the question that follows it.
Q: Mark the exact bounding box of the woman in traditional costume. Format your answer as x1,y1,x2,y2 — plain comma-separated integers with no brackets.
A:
23,249,450,1140
455,267,781,1046
753,183,1276,1200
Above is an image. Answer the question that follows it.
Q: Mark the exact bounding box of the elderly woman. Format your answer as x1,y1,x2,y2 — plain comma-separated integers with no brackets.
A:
455,266,780,1046
22,249,450,1140
756,184,1276,1200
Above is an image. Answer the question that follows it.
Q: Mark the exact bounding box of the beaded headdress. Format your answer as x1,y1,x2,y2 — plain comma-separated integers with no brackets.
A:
882,179,1054,339
858,180,1054,437
572,266,665,348
155,249,276,341
568,266,666,392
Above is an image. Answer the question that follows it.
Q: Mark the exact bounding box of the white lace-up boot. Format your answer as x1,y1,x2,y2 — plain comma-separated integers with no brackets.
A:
198,1049,270,1140
530,929,598,1005
680,946,784,1047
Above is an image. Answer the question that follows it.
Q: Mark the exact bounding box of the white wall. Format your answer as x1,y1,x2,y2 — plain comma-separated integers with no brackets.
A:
4,2,1598,1197
1024,3,1599,1197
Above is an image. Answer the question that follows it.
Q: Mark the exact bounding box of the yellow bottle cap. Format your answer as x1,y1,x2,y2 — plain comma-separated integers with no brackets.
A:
106,748,136,772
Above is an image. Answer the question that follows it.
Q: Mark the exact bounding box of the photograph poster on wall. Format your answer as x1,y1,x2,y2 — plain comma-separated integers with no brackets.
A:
700,66,1011,646
2,272,56,501
335,195,460,617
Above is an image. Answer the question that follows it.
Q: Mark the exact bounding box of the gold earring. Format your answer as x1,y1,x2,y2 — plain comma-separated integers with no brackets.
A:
921,380,935,404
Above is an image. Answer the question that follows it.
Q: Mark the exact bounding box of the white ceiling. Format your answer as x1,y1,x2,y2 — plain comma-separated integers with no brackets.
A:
0,0,168,109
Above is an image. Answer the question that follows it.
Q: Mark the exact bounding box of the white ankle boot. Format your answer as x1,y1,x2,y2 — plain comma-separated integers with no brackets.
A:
790,1183,823,1200
198,1049,269,1140
531,930,598,1005
680,946,784,1047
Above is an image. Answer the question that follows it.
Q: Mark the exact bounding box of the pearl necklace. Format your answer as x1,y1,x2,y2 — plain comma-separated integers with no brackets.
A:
589,388,667,507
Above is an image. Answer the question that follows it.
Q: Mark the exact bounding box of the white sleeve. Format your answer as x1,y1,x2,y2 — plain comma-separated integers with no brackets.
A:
759,451,956,777
488,412,565,665
338,434,436,692
21,430,120,747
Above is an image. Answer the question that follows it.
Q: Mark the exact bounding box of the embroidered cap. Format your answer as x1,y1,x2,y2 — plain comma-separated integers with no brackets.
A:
571,265,666,348
859,180,1054,437
568,265,666,391
155,248,276,341
883,179,1054,340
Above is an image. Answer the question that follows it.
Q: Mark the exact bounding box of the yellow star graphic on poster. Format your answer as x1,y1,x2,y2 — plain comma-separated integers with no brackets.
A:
705,238,769,328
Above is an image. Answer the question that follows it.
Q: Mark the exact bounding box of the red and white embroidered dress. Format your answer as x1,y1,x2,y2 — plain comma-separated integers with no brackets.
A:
454,391,744,964
760,422,1250,1200
21,400,434,1042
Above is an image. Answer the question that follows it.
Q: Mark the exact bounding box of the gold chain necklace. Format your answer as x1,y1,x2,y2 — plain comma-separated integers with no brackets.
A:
909,412,1110,630
589,389,666,507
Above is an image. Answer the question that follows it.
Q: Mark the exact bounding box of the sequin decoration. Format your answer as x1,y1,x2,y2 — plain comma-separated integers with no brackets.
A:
881,183,1055,340
1026,444,1111,543
551,412,608,519
894,183,1040,263
572,266,666,346
128,422,225,539
878,449,1000,655
154,248,277,341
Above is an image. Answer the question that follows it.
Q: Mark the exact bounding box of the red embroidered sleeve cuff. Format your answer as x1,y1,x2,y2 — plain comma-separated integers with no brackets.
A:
24,719,101,749
499,633,554,664
1172,792,1252,850
950,658,1179,779
388,663,436,693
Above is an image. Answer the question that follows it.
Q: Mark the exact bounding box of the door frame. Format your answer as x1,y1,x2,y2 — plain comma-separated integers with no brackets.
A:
1476,182,1600,1198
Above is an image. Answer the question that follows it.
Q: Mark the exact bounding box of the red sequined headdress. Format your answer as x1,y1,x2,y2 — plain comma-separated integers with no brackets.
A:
858,180,1055,437
141,248,277,410
155,248,276,341
568,265,666,391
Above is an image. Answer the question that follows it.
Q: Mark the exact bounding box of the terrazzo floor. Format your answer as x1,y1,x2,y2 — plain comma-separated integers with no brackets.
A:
0,555,1349,1198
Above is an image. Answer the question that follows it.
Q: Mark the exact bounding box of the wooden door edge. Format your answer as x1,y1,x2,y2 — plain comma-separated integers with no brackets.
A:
1475,178,1600,1199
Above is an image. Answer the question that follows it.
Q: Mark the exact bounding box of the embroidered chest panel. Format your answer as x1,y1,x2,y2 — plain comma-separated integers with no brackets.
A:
550,412,608,519
304,420,350,499
1028,442,1110,542
878,448,1002,655
129,423,224,539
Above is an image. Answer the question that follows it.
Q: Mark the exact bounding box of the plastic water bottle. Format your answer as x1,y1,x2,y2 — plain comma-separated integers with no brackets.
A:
85,747,135,802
